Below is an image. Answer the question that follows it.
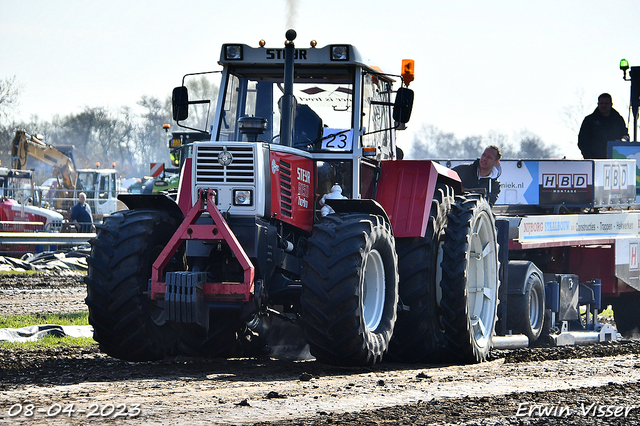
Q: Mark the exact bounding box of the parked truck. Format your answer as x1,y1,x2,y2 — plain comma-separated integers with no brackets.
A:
85,31,640,366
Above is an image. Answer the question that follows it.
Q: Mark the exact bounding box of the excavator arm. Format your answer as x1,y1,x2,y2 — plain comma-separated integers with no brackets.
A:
11,130,77,191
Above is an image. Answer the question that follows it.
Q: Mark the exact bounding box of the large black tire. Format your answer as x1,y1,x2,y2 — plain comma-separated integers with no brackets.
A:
610,295,640,338
387,184,454,363
301,213,398,366
440,196,500,363
506,261,545,345
85,209,183,361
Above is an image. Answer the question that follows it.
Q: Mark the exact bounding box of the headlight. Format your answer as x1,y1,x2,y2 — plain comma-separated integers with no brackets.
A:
331,45,349,61
225,44,243,60
233,190,252,206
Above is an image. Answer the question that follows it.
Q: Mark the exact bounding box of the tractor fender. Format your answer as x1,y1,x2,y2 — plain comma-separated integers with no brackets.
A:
118,194,185,221
324,199,391,227
375,160,463,238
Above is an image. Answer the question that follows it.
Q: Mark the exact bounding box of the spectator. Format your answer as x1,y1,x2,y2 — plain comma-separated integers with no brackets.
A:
70,192,94,233
578,93,629,159
453,146,502,206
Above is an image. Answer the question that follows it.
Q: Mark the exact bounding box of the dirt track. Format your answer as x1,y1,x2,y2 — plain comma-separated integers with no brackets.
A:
2,273,640,425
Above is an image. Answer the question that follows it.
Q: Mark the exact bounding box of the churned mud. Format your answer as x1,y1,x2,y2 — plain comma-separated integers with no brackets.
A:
1,273,640,425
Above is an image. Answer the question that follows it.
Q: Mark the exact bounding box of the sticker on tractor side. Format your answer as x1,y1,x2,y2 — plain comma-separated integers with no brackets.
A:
321,128,353,151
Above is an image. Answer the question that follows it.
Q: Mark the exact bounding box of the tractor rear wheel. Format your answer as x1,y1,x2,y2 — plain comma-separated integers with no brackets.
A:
85,209,183,361
388,184,454,363
440,196,499,363
301,213,398,366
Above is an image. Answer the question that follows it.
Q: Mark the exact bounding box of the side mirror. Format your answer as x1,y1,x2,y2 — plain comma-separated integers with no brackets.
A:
393,87,414,124
172,86,189,121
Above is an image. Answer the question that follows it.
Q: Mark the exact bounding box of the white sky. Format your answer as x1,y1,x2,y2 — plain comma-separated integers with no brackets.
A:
2,0,639,159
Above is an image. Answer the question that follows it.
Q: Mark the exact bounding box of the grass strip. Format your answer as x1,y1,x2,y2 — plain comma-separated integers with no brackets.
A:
0,312,94,349
0,312,89,328
0,336,96,349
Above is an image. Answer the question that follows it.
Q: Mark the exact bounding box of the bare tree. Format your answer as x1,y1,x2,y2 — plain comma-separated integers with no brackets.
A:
562,89,592,137
179,75,220,131
137,95,173,175
515,131,561,158
408,123,560,160
0,76,23,122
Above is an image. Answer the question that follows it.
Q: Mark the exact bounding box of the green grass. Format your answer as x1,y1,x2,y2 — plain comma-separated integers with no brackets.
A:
0,312,95,349
0,312,89,328
0,269,38,276
0,336,96,349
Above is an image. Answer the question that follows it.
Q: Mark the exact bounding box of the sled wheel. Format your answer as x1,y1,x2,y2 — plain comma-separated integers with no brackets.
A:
301,213,398,366
440,196,499,363
388,184,454,363
506,261,545,344
610,295,640,338
85,209,184,361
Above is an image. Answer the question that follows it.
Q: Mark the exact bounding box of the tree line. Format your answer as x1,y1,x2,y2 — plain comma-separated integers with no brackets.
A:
1,75,559,185
408,124,561,160
0,76,218,183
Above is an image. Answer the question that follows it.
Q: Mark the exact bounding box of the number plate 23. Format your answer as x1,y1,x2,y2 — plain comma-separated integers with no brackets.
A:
321,128,353,151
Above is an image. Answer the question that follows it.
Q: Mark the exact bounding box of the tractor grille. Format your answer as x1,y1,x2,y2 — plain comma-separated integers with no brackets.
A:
279,159,292,218
195,145,255,185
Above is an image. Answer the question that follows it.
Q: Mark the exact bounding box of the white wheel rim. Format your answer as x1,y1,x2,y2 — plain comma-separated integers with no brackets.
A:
467,211,498,348
529,286,540,329
363,249,385,332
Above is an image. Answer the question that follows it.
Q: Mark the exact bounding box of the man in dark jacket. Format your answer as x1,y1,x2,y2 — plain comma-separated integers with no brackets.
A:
578,93,628,159
453,145,502,206
70,192,94,233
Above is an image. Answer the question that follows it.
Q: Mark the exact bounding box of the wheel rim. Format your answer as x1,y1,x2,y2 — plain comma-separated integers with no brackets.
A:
362,249,385,332
529,286,541,329
467,211,498,348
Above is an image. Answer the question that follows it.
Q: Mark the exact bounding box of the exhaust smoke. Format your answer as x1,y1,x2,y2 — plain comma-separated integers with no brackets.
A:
285,0,297,30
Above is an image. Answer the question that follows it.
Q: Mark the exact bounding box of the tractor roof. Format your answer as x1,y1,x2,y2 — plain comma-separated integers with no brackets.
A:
218,43,390,76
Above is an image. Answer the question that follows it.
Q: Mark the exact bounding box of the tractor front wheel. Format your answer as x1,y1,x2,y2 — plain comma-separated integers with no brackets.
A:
301,213,398,366
85,209,184,361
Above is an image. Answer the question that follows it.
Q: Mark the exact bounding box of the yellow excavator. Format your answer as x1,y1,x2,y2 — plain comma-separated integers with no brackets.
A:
11,130,77,194
11,130,123,219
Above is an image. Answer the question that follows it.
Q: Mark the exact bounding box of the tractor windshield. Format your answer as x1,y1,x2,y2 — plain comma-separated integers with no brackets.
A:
0,174,33,204
217,67,354,151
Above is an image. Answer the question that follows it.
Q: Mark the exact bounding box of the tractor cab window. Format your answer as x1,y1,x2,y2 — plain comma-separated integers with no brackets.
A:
99,175,108,199
217,68,354,151
77,172,96,200
361,73,393,154
5,175,33,204
315,160,353,211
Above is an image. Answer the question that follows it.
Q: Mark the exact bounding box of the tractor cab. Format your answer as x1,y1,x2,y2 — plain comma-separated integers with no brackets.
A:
172,34,413,214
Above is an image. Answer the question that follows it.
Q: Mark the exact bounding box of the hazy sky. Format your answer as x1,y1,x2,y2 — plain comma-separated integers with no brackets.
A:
2,0,639,159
